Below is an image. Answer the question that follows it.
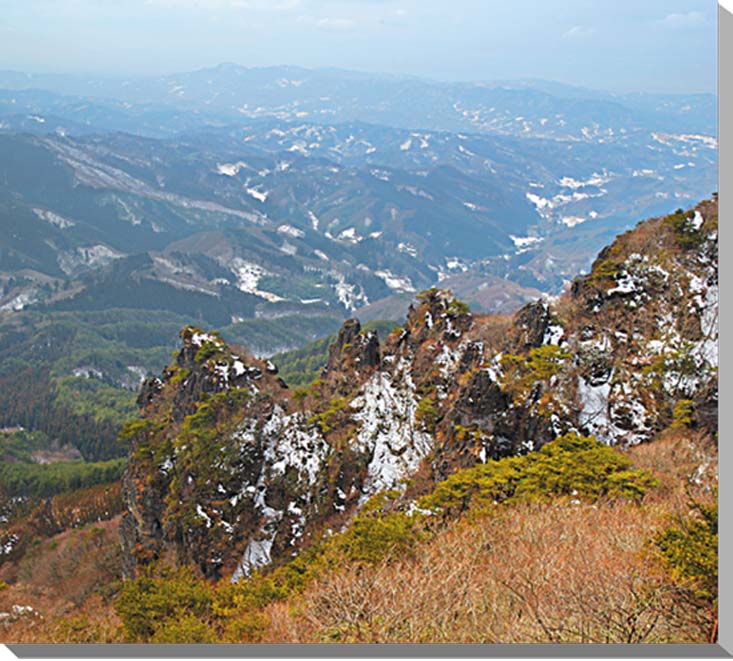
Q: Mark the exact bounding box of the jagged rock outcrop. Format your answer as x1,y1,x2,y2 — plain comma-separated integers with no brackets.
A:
509,299,552,350
120,198,718,582
320,318,381,395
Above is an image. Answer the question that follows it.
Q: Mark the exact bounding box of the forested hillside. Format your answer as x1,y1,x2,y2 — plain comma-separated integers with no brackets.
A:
0,199,718,643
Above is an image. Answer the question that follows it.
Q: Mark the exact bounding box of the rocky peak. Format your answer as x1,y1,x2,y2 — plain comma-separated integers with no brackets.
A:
144,326,285,423
386,288,473,357
119,198,718,584
323,318,380,376
509,300,551,351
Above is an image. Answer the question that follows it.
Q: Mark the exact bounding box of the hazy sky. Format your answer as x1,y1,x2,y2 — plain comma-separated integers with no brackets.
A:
0,0,718,93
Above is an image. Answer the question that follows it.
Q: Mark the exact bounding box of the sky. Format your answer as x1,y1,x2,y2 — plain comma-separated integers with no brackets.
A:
0,0,719,93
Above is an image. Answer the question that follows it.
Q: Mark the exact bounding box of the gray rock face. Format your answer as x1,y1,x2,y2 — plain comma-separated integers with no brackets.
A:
511,300,551,351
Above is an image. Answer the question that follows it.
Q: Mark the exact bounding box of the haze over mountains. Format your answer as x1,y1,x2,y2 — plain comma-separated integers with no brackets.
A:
0,64,717,327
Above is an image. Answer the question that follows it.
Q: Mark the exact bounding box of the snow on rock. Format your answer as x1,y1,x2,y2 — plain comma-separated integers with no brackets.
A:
1,534,19,556
434,343,462,379
577,375,612,442
350,364,433,501
230,407,331,581
332,273,368,311
543,324,564,346
482,353,503,384
686,272,718,369
196,504,212,528
261,407,330,488
607,272,639,296
232,537,274,581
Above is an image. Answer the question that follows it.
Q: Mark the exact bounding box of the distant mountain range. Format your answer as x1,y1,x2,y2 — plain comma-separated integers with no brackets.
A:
0,66,718,452
0,64,716,139
0,65,717,321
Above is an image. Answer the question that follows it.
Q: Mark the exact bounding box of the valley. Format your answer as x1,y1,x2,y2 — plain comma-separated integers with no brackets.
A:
0,64,719,645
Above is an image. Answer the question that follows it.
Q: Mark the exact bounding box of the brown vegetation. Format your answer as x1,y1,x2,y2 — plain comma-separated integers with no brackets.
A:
262,430,716,643
0,518,124,643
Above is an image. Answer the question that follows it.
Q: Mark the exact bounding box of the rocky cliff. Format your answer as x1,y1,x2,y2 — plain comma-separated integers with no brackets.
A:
120,197,718,581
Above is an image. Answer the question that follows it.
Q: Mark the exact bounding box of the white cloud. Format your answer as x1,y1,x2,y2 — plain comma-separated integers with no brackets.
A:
655,11,707,30
562,24,595,39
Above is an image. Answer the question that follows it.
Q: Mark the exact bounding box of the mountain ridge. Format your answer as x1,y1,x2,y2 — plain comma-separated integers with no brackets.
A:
119,197,718,581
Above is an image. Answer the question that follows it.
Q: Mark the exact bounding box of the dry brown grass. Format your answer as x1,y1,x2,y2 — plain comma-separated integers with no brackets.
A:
0,593,123,643
0,517,124,643
263,432,717,644
626,429,717,506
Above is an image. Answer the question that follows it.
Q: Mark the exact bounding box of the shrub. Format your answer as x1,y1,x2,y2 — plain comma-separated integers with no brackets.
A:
500,345,570,414
592,257,622,281
664,209,705,249
419,433,656,516
415,396,439,433
118,419,163,444
656,496,717,605
445,297,470,317
114,566,214,642
671,400,695,429
150,614,218,643
309,397,348,434
333,510,421,566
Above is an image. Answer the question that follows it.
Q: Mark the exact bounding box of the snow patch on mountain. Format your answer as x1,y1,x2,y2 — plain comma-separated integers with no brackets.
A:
228,258,285,302
57,244,124,276
246,187,268,203
350,363,433,501
33,208,75,229
277,224,305,239
375,270,415,293
216,161,249,176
